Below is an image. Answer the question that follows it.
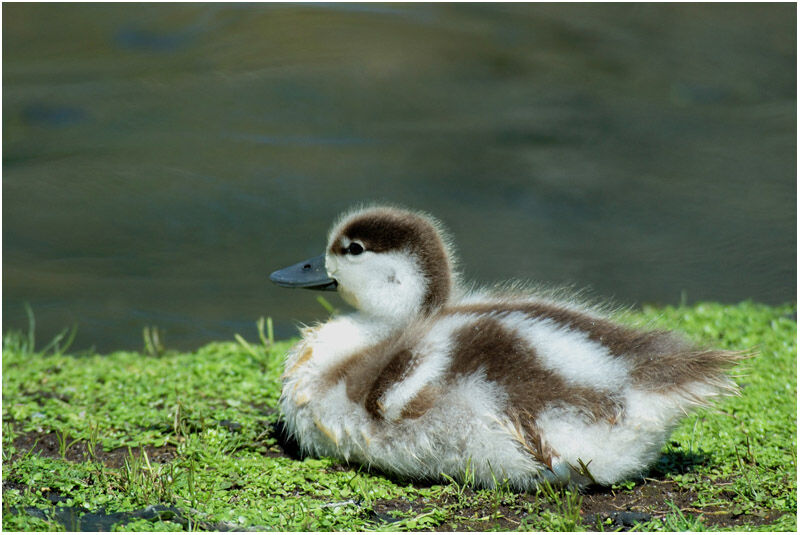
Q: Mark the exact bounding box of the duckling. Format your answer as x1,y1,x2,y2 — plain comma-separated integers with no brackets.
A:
269,205,742,489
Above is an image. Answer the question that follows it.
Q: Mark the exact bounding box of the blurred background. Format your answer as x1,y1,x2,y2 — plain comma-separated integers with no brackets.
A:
3,3,796,353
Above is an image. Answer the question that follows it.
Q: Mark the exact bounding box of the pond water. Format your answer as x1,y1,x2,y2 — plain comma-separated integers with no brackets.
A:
3,3,796,352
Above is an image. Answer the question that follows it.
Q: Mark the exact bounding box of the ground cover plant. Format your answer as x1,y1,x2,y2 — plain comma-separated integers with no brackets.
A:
2,301,796,531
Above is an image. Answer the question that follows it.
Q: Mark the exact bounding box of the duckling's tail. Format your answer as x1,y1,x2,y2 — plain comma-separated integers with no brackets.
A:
629,343,752,407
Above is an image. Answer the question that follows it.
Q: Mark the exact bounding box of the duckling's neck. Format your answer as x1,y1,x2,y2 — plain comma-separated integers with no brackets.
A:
353,305,434,333
337,270,441,327
353,310,409,336
303,311,405,371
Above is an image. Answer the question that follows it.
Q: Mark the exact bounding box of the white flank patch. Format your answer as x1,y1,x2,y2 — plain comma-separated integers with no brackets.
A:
442,373,544,488
534,385,689,485
535,406,654,485
499,312,629,391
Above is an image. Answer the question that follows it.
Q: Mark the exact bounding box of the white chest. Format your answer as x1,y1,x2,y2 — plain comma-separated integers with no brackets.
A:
279,315,390,458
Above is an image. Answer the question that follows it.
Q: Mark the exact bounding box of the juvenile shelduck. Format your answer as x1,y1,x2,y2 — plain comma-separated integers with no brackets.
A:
269,205,742,489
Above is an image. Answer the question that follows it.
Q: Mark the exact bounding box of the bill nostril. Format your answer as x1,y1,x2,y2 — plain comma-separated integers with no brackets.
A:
303,264,312,271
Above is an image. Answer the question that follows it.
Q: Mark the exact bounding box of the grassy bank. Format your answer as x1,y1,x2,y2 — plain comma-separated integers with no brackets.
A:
2,302,796,531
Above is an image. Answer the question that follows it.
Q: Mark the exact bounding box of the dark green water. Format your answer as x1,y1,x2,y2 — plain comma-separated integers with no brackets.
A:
3,3,796,352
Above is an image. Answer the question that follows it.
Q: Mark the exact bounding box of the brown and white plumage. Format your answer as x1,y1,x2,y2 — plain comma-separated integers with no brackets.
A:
272,205,742,489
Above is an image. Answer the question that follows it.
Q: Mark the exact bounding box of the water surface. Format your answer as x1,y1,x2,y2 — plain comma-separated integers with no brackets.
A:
3,3,796,352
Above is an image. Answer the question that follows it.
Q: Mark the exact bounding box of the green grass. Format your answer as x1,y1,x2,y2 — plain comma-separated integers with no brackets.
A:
2,301,796,531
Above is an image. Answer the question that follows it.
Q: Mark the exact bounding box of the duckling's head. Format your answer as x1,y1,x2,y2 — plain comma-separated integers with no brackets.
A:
271,206,457,323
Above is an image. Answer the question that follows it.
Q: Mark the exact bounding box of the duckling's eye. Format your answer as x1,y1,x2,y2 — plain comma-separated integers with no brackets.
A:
347,242,364,255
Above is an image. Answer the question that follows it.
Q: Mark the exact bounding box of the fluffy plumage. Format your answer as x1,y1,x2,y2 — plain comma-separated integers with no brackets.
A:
275,205,743,489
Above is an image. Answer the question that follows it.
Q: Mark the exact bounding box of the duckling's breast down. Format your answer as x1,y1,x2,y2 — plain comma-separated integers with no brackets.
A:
279,298,740,489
